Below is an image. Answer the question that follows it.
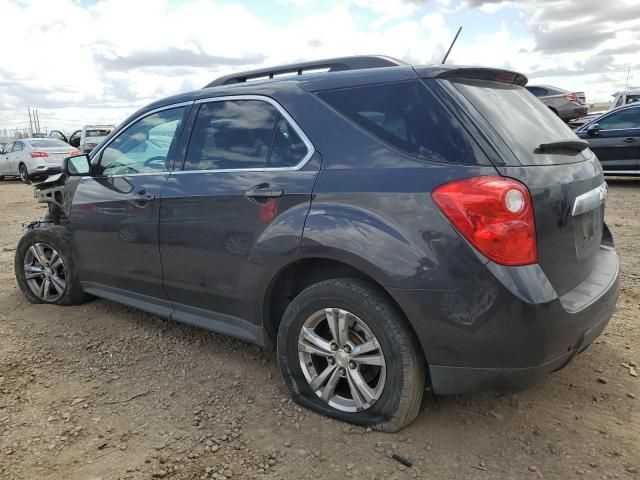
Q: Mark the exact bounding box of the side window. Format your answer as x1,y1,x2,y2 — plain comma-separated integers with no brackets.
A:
3,142,13,153
99,107,185,176
615,96,624,108
13,141,23,152
318,80,481,164
597,109,640,130
527,87,547,97
269,114,308,168
184,100,277,171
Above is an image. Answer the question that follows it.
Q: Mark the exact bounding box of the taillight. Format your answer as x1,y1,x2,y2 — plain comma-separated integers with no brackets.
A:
30,151,48,158
564,93,578,101
69,149,80,156
432,176,537,266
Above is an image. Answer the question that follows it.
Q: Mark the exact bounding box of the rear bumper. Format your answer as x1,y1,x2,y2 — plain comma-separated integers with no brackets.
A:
388,244,620,395
559,104,589,121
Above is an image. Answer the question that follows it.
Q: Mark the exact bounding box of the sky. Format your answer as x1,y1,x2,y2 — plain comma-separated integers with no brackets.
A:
0,0,639,133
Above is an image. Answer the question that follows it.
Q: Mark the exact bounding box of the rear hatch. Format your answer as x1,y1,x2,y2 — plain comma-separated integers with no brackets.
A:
447,77,605,296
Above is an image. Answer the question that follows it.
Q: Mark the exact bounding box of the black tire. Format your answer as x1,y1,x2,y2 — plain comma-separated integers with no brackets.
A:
14,225,92,306
19,163,29,183
277,278,425,432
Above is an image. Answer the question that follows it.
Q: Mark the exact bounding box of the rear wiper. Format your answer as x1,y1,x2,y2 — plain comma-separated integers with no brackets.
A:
536,140,589,153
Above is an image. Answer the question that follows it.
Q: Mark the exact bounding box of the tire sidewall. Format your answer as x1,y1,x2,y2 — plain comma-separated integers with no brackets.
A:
14,226,82,306
19,164,29,183
278,281,410,427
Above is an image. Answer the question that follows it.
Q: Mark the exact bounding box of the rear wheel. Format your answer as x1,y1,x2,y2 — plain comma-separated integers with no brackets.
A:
277,278,425,432
15,225,92,306
19,163,29,183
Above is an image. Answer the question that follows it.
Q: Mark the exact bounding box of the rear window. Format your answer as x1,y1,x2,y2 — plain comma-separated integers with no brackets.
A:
29,139,68,148
453,79,589,165
86,129,112,138
317,80,484,165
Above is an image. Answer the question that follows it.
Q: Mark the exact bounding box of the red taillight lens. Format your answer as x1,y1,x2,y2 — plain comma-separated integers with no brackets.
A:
564,93,578,101
69,149,80,156
30,151,48,158
432,176,537,266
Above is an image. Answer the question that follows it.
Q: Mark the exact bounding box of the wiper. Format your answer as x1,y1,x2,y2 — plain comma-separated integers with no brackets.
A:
536,140,589,153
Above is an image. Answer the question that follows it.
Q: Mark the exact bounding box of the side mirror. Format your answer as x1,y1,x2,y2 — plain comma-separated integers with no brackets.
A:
586,123,600,135
63,154,91,176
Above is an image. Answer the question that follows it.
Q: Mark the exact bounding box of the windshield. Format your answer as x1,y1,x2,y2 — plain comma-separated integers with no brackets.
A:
453,79,590,165
29,139,70,148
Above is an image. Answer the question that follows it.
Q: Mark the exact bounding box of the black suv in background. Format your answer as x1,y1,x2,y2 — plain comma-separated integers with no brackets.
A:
15,56,619,431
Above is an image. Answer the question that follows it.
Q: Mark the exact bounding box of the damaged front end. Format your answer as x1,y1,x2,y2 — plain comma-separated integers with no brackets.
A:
26,173,75,230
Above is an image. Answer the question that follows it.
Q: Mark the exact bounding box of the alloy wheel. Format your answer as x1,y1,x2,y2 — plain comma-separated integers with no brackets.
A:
23,242,66,302
19,165,29,183
298,308,386,412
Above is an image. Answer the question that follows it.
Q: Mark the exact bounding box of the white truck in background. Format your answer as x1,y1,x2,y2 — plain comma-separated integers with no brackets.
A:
49,125,115,154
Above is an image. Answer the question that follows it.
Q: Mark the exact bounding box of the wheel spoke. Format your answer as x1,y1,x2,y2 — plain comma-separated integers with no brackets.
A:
320,367,342,401
40,277,51,301
347,368,376,403
309,363,337,391
30,244,47,266
325,308,340,343
325,308,350,347
49,275,66,295
24,265,44,280
349,339,379,357
353,354,384,366
300,327,333,356
346,371,366,410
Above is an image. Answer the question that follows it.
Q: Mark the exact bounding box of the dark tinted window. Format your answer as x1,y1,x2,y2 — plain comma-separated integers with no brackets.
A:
454,79,586,165
526,86,548,97
317,80,480,164
269,114,308,167
597,108,640,130
185,100,277,170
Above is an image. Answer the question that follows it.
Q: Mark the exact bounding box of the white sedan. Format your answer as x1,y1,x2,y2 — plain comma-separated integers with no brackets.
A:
0,138,79,182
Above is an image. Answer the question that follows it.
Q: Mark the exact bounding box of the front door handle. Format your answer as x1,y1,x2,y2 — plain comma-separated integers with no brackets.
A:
623,137,637,143
130,191,155,208
245,187,284,199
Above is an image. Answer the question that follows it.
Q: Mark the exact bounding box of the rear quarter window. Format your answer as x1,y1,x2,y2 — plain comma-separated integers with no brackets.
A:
316,80,485,165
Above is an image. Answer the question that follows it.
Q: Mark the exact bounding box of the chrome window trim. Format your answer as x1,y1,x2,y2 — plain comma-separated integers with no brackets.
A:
173,94,315,173
90,101,195,166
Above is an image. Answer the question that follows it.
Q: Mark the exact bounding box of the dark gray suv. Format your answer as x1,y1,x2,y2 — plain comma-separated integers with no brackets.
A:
15,56,620,431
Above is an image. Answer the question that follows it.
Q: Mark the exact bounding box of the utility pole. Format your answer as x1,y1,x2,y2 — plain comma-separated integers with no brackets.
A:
623,65,631,105
28,106,34,136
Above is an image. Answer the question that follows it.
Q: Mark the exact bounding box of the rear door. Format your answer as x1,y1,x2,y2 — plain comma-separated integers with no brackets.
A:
70,105,189,305
159,96,318,335
578,107,640,175
10,141,25,175
449,78,608,296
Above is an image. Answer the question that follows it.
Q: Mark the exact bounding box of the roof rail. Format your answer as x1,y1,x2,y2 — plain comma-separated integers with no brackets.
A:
204,55,406,88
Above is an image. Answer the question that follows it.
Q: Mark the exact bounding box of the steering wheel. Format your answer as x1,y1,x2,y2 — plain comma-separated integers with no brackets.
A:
143,156,166,169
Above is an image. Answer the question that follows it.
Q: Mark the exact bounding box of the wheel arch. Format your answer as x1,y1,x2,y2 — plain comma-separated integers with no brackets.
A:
262,256,427,363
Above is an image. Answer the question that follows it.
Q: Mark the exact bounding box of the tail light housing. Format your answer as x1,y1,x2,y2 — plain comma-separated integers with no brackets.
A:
564,93,578,101
432,176,537,266
68,149,81,156
30,151,49,158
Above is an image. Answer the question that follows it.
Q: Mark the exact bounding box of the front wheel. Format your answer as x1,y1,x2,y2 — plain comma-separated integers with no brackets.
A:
277,278,425,432
14,225,92,306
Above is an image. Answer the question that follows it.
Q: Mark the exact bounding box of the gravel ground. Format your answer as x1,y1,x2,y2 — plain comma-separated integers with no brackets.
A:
0,179,638,480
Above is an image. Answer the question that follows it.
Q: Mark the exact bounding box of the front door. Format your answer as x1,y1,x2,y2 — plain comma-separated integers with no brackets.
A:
160,97,318,333
0,142,13,176
70,105,190,304
583,107,640,174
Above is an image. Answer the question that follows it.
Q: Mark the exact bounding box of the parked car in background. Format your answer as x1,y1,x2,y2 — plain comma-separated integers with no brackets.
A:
577,103,640,176
568,111,605,130
526,84,588,122
50,125,115,153
610,88,640,110
16,57,619,431
0,138,79,182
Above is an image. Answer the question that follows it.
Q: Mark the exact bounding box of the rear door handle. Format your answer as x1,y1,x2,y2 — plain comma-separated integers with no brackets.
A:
623,137,637,143
245,188,284,199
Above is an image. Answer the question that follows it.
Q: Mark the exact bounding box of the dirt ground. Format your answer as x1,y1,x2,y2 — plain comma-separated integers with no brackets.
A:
0,179,638,480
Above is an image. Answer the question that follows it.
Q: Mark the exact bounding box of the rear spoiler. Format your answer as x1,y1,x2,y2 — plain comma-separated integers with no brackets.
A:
415,66,528,86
